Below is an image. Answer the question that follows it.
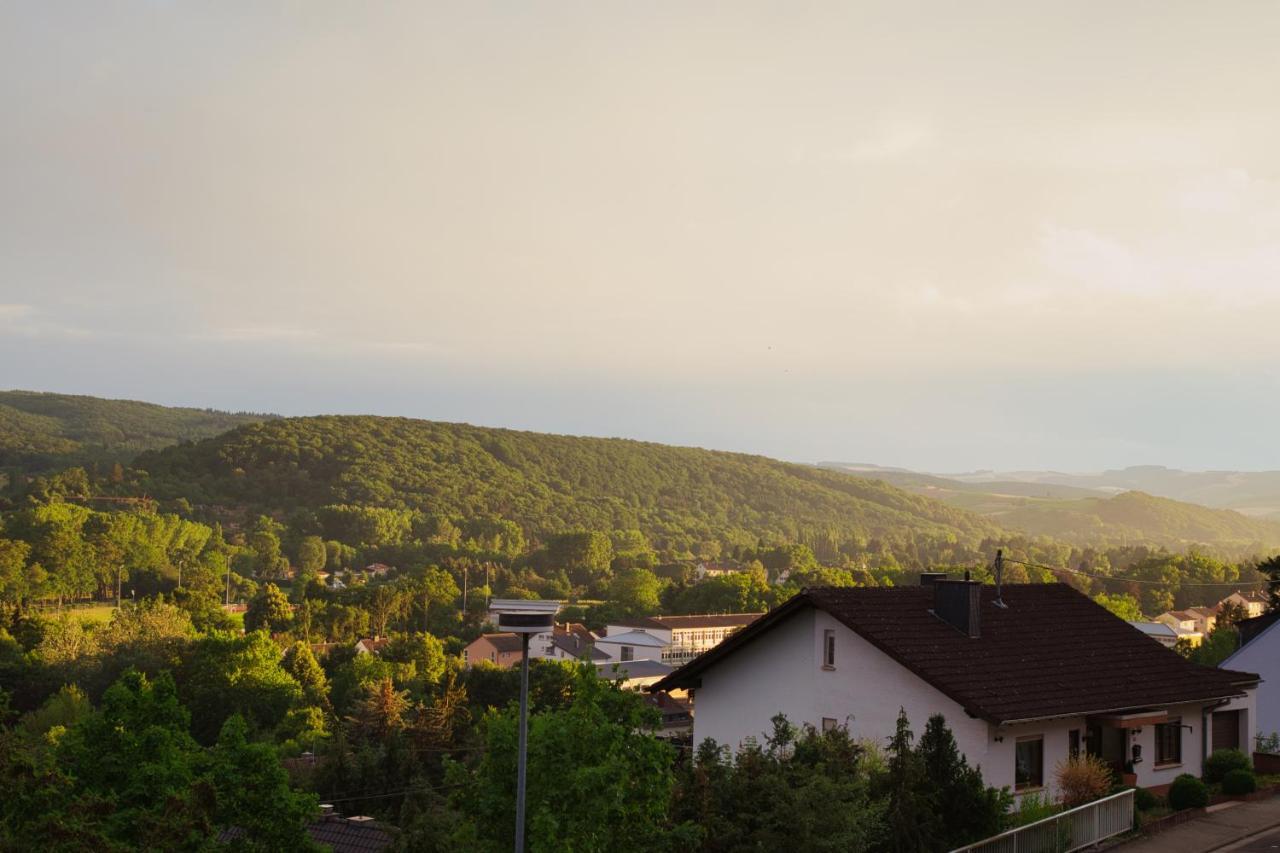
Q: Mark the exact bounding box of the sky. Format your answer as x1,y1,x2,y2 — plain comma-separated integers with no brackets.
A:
2,2,1279,471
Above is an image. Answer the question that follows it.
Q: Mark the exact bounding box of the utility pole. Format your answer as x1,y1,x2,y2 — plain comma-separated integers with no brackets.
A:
462,564,468,613
515,631,530,853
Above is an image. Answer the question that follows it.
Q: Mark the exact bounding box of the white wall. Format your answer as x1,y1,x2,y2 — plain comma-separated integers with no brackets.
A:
1223,630,1276,740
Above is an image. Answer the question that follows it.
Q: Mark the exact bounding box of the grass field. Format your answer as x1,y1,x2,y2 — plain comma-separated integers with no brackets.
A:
74,604,117,625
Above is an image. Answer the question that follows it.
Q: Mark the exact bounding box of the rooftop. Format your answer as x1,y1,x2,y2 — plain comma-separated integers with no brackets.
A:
610,613,763,631
653,584,1259,725
595,629,667,648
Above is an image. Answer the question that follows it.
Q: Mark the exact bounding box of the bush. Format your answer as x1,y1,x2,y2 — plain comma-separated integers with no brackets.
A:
1205,748,1252,784
1009,793,1060,828
1168,774,1209,811
1133,786,1159,811
1223,769,1258,795
1054,754,1114,807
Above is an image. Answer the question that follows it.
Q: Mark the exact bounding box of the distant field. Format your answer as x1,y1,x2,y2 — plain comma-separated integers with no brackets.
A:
70,604,117,625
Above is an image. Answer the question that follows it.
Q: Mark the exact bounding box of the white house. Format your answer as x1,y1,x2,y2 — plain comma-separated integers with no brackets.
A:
594,629,667,662
653,581,1259,799
1221,611,1280,743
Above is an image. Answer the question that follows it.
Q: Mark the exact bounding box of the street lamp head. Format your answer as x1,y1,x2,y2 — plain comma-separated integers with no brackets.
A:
489,598,560,634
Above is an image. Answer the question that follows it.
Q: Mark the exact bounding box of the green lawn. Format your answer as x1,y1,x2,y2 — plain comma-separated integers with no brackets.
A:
70,604,117,625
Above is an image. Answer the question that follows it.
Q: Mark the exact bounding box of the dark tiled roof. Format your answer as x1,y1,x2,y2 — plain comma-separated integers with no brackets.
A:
479,632,525,653
653,584,1259,725
307,816,395,852
549,632,608,661
596,659,674,680
1238,611,1280,647
220,817,394,852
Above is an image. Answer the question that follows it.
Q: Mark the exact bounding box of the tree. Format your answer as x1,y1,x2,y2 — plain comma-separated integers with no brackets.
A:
672,715,883,852
248,515,286,578
206,714,319,850
917,714,1010,847
296,535,327,579
0,538,33,614
608,568,663,617
384,632,447,686
1092,592,1142,622
245,582,293,634
547,531,613,586
1262,554,1280,612
452,663,676,852
180,631,305,743
282,641,331,708
348,677,409,743
880,708,937,852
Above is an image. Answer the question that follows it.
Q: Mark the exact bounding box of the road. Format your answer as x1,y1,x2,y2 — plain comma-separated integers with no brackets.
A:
1222,827,1280,851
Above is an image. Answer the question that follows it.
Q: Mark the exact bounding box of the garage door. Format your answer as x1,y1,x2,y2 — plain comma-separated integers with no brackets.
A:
1213,710,1241,752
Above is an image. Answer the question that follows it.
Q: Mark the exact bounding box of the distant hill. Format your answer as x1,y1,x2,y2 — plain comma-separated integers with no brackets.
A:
136,416,1004,560
822,462,1280,554
0,390,273,474
940,465,1280,519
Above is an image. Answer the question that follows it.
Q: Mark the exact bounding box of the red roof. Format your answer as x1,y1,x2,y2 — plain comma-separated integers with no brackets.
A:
654,584,1259,725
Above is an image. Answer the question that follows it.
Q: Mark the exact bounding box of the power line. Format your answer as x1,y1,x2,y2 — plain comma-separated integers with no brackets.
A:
1002,556,1266,588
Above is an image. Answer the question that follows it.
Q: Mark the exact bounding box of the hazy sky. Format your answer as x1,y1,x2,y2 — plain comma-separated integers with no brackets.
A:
3,2,1279,471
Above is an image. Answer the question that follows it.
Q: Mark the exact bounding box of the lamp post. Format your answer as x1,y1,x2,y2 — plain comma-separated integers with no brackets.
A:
489,598,561,853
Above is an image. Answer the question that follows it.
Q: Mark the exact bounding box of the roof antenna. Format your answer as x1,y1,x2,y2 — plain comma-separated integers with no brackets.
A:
993,549,1008,609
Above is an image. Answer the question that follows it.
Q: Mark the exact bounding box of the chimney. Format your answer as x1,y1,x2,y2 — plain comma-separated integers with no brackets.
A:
319,804,335,818
933,579,982,638
919,571,947,586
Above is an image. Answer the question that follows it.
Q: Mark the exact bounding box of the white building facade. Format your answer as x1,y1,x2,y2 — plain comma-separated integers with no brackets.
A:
657,583,1258,799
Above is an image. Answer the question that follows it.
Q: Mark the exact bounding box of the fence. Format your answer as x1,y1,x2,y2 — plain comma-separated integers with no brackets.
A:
949,789,1134,853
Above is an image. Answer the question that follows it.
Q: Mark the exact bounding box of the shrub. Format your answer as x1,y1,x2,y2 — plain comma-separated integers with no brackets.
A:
1257,732,1280,755
1009,793,1060,828
1223,769,1258,795
1205,748,1252,784
1133,786,1159,811
1168,774,1209,811
1054,754,1114,807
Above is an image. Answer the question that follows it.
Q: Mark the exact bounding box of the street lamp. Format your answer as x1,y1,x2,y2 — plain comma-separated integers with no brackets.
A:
489,598,560,853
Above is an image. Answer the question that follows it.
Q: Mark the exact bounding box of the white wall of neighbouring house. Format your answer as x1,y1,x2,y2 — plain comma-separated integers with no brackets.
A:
1223,629,1276,741
691,608,819,750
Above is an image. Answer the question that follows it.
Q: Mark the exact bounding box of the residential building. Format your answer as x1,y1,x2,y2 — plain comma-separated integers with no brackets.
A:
1222,610,1280,741
533,622,608,663
652,581,1258,799
221,807,395,852
694,561,744,581
1129,621,1178,648
354,637,390,656
1220,591,1270,620
603,613,762,665
462,632,526,667
594,629,668,663
646,690,694,739
1187,606,1219,634
1154,611,1204,647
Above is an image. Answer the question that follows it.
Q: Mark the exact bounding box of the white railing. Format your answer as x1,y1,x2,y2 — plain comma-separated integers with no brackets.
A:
949,789,1134,853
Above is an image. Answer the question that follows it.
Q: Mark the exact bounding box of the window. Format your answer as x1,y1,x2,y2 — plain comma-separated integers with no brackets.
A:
823,629,836,668
1155,718,1182,766
621,645,634,662
1068,729,1081,758
1015,737,1044,790
822,717,838,732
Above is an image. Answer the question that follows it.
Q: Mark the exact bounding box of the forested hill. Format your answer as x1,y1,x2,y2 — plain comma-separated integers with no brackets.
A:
822,462,1280,556
0,390,272,473
135,415,1003,560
